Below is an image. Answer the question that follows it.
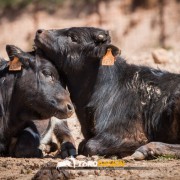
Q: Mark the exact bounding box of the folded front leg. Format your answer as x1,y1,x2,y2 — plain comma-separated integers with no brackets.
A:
129,142,180,160
40,117,76,158
78,133,143,157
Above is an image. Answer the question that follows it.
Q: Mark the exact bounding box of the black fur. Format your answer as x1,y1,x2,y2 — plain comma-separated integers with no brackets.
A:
0,45,74,157
35,27,180,158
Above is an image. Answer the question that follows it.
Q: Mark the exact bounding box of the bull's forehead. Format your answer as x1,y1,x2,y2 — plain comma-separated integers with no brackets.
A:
67,27,110,43
68,27,108,35
51,27,108,37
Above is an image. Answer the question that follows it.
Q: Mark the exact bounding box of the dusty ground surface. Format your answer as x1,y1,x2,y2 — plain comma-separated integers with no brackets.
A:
0,50,180,179
0,156,180,180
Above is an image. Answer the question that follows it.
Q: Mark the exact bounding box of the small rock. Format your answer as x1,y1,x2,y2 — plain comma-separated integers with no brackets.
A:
91,155,99,161
88,174,95,178
94,170,100,176
152,49,169,64
76,155,86,160
26,169,32,174
77,170,87,176
20,168,26,174
111,156,118,160
88,171,95,175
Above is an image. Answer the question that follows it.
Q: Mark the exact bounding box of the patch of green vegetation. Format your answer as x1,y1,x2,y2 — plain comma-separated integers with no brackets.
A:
156,154,178,161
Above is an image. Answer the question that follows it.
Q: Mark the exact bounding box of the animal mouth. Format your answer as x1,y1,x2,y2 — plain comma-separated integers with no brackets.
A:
54,110,73,119
34,29,51,48
40,108,73,120
34,36,43,49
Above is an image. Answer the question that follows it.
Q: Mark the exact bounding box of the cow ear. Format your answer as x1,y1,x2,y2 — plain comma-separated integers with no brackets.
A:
101,45,121,66
9,57,22,71
6,45,32,71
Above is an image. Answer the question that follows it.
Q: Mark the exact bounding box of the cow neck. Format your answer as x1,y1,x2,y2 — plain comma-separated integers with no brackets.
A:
87,57,127,133
65,60,100,108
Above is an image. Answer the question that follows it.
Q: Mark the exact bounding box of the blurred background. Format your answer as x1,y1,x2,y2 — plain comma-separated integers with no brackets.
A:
0,0,180,70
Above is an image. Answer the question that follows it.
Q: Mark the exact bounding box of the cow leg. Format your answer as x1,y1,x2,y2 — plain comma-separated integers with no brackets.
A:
53,117,76,159
40,117,76,159
13,121,42,158
126,142,180,160
39,119,54,155
79,138,126,157
78,134,141,157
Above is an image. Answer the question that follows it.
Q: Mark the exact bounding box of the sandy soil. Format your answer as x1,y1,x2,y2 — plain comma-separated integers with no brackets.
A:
0,156,180,180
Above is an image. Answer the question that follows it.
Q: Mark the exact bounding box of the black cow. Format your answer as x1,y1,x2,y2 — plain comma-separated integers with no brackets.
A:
35,27,180,160
0,45,75,158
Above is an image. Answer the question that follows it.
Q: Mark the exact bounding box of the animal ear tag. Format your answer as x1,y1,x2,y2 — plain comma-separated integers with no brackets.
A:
101,48,115,66
9,56,22,71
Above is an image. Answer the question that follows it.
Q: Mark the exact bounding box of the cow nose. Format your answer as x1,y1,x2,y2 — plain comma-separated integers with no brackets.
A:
37,29,44,35
66,103,74,114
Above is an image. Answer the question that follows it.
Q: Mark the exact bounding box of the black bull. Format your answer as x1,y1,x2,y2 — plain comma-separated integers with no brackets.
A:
35,27,180,160
0,45,75,158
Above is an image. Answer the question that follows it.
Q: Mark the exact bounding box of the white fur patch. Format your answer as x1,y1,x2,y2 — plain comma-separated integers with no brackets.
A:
24,127,40,139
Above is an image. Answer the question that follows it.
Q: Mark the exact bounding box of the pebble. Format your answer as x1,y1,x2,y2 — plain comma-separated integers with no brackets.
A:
76,155,86,160
91,155,99,161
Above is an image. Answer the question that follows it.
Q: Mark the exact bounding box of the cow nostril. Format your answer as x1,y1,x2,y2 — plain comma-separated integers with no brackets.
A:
37,29,43,34
67,103,73,112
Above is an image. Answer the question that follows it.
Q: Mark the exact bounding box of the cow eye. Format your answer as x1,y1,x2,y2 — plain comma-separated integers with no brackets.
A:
71,36,77,42
42,70,54,81
68,35,78,43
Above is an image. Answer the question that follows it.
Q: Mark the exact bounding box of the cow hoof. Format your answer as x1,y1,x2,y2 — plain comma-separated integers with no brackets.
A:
60,142,76,159
133,142,162,160
122,151,146,161
131,151,146,160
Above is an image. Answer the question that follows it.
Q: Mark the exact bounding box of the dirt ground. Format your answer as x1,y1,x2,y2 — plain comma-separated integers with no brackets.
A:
0,51,180,179
0,156,180,180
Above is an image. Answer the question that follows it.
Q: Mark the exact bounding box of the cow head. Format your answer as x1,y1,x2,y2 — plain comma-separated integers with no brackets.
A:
6,45,74,119
34,27,120,72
